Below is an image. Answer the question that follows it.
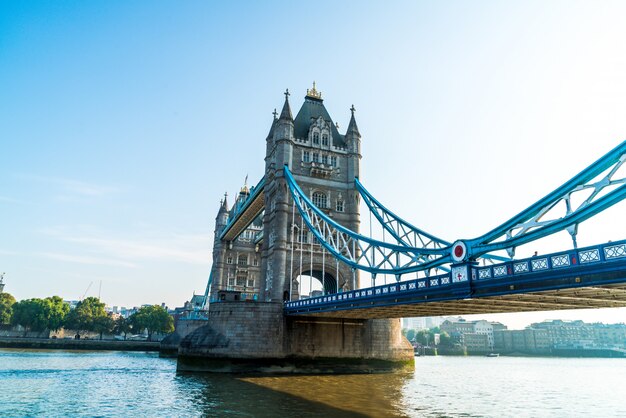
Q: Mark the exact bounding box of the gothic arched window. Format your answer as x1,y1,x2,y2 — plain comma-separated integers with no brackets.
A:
313,132,320,145
312,191,327,209
322,133,329,146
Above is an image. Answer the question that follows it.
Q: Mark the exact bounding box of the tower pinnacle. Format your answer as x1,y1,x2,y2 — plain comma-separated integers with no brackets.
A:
306,81,322,99
346,104,360,137
279,89,293,121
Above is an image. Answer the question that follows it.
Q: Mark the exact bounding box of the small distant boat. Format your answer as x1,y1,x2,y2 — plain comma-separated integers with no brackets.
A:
486,353,499,357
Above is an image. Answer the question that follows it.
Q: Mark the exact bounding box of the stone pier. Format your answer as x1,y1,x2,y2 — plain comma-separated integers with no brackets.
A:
176,302,414,374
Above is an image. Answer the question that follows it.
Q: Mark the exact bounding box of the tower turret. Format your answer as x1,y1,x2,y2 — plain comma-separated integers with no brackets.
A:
344,104,362,182
215,193,229,234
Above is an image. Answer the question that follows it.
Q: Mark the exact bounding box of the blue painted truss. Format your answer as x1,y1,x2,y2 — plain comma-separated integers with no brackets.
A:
284,140,626,276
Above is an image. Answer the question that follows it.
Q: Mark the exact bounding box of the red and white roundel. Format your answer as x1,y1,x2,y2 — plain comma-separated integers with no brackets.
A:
451,240,467,262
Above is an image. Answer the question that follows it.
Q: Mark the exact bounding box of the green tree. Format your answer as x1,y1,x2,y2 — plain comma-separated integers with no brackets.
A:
10,296,70,334
44,296,70,331
129,305,174,341
0,292,16,324
113,316,131,340
93,315,115,340
11,298,49,333
414,330,432,346
438,331,453,347
65,297,108,334
405,328,416,342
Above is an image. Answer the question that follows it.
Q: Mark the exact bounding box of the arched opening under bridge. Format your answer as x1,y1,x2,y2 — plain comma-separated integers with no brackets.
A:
294,269,337,300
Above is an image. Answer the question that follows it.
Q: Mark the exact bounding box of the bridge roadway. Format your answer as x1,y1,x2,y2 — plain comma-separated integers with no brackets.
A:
284,240,626,319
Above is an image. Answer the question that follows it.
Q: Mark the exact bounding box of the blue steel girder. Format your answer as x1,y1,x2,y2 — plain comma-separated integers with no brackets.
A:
285,168,449,275
284,140,626,275
355,177,450,249
355,177,509,266
355,177,451,274
461,140,626,261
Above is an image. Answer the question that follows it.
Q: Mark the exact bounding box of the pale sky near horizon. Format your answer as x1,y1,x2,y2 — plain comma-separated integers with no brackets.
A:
1,1,626,329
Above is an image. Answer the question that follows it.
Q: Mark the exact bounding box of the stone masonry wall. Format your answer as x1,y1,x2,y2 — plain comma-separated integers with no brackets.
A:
286,317,412,360
179,301,285,358
178,301,414,373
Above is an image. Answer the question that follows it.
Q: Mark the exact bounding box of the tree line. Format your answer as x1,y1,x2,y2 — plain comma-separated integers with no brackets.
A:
403,326,453,347
0,293,173,340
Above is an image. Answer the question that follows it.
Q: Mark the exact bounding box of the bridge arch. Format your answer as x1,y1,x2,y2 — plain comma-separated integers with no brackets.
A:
289,264,340,300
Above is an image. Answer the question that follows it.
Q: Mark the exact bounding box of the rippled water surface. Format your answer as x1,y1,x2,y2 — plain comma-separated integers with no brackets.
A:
1,349,625,417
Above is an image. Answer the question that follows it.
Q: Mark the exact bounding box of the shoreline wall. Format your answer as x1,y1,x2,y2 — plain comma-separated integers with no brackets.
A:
0,337,161,351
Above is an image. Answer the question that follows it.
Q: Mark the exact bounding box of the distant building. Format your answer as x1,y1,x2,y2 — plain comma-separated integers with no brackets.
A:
494,328,550,353
402,317,427,330
531,320,595,347
494,320,626,353
593,323,626,346
401,316,451,331
440,318,507,352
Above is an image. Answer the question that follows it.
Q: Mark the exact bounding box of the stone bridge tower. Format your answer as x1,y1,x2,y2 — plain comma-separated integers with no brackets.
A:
177,85,414,374
261,84,362,302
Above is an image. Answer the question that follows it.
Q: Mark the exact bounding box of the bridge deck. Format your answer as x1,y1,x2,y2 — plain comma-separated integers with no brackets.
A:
295,284,626,319
219,177,265,242
284,240,626,319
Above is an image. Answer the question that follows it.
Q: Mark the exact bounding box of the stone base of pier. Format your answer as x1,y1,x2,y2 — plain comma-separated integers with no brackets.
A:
176,301,414,374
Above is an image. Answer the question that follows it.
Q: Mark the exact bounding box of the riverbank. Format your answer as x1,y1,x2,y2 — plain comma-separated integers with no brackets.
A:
0,337,160,351
415,349,626,358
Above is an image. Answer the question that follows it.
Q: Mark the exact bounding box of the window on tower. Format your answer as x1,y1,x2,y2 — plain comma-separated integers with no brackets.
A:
303,150,310,162
321,154,328,165
226,255,233,264
330,156,337,167
312,153,319,163
322,134,329,146
336,200,345,212
299,230,309,243
236,275,246,287
313,132,320,145
312,192,327,209
238,254,247,266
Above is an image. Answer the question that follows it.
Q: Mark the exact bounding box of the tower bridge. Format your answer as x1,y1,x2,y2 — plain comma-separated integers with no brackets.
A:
177,84,626,374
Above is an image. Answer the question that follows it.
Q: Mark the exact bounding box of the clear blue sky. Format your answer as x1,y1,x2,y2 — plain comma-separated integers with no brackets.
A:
1,1,625,328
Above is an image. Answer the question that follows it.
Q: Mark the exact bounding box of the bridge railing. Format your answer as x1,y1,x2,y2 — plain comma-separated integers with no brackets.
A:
284,239,626,311
474,239,626,281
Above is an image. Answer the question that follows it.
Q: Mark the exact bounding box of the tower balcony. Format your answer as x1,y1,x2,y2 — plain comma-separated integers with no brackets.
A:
308,161,334,179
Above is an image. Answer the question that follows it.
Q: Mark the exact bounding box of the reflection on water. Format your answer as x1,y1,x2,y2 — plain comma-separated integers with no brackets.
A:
179,373,409,417
1,349,626,417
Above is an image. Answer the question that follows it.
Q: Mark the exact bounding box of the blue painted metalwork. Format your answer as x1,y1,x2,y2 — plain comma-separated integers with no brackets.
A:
284,239,626,315
356,177,509,264
355,177,450,250
284,141,626,275
464,140,626,260
285,167,448,275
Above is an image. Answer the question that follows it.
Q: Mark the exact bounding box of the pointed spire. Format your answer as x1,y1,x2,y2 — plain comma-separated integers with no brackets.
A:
266,109,277,140
346,104,360,137
279,89,293,121
219,192,228,212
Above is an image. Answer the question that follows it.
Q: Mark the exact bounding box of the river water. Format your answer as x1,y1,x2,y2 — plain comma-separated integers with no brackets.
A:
1,349,624,417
